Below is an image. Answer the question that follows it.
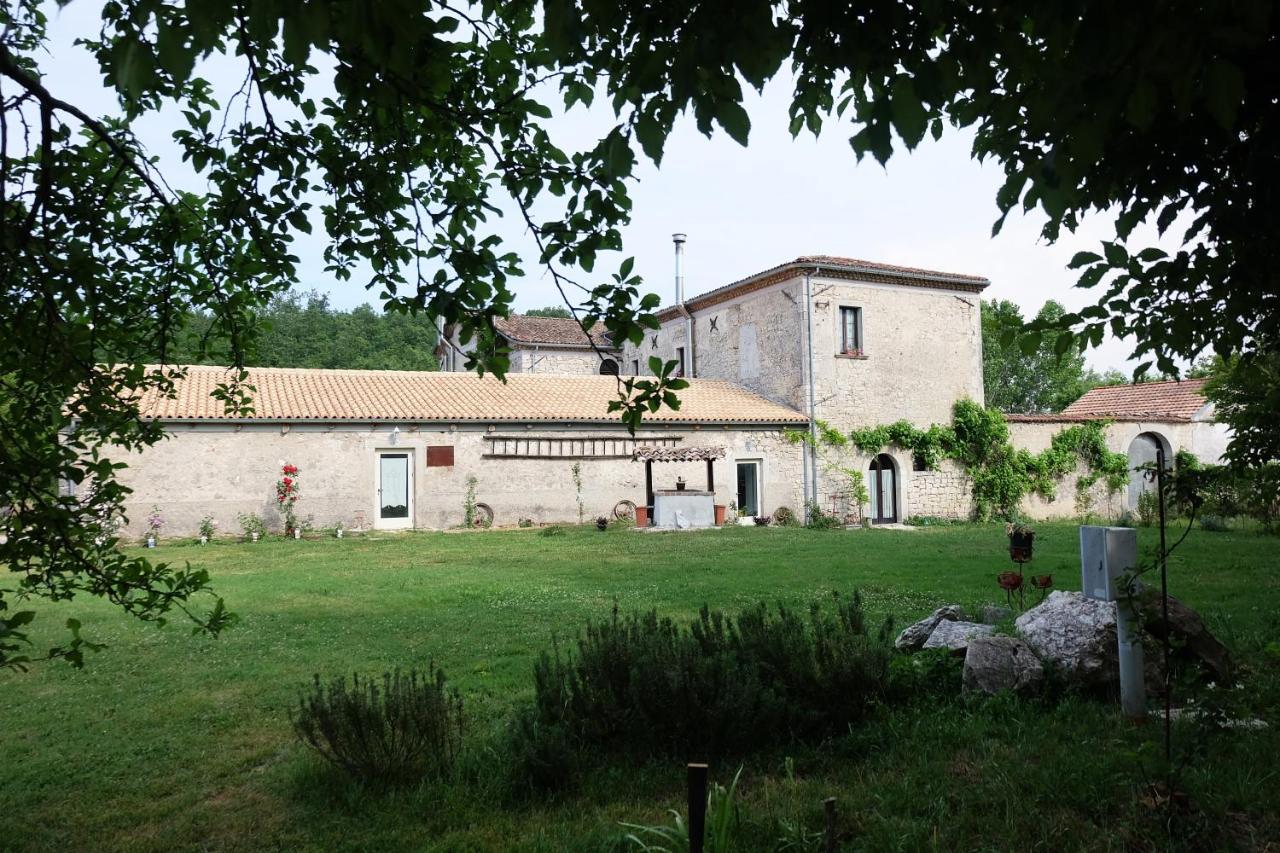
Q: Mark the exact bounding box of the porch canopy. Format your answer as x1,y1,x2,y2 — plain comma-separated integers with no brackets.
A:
633,446,726,513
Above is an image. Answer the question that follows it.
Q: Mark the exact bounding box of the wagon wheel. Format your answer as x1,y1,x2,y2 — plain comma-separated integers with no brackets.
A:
472,502,494,529
613,499,636,521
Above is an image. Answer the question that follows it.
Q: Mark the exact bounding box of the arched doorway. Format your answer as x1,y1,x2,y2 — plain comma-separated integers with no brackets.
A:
1127,432,1170,511
599,358,619,375
869,454,898,524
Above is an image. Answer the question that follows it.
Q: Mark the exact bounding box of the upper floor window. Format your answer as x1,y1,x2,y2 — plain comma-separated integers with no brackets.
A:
631,359,640,375
839,306,864,356
676,346,686,377
599,358,619,376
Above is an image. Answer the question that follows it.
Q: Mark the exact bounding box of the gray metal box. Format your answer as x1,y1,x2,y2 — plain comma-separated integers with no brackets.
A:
1079,526,1138,602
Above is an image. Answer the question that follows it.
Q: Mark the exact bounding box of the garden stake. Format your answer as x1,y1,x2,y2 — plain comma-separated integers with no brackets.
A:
687,763,708,853
824,797,837,853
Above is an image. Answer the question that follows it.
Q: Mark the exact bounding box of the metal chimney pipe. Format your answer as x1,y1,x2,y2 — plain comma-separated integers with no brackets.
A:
672,232,687,303
673,233,692,378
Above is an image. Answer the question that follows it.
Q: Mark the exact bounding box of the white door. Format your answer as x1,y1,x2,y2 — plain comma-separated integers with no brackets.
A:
375,451,414,529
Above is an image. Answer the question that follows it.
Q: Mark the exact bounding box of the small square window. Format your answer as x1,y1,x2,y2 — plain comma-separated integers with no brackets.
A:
839,306,864,355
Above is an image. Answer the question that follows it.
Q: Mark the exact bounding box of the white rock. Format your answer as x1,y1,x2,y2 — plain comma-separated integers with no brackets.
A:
963,636,1044,696
895,605,965,651
922,620,994,653
1015,590,1119,688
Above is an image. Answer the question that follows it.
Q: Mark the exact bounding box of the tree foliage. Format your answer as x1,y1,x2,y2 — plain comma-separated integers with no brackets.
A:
522,305,572,318
1,0,677,667
171,291,440,371
1203,347,1280,468
982,300,1095,414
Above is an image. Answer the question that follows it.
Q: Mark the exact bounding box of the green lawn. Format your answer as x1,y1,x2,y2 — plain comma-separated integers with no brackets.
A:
3,523,1279,851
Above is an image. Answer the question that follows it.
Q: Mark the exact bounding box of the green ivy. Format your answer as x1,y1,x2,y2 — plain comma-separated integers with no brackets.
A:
845,400,1130,520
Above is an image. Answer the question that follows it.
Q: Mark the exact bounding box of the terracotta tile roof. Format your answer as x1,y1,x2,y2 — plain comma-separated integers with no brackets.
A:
494,315,614,348
1059,378,1210,421
135,366,806,424
657,255,989,320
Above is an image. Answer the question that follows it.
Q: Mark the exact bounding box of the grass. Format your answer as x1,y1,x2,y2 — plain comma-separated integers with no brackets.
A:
2,522,1279,851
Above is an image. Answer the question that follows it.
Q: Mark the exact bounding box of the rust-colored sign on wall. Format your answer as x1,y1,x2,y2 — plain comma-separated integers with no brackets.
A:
426,445,455,467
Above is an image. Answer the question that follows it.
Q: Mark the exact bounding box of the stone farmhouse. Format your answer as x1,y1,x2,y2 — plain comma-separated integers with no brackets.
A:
119,248,1229,536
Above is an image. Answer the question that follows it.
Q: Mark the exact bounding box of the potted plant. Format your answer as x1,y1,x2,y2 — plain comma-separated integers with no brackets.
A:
335,520,345,539
675,476,687,492
753,515,771,526
198,516,216,545
1006,521,1035,562
595,516,609,531
145,505,164,548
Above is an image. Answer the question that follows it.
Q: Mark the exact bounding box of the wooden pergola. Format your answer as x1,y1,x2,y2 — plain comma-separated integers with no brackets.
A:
633,445,727,521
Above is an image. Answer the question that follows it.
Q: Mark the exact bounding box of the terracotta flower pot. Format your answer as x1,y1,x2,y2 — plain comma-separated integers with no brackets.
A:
635,506,649,527
714,504,726,526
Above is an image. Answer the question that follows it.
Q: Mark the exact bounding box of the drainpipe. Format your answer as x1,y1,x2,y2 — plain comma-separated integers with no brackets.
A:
804,268,819,520
673,233,693,377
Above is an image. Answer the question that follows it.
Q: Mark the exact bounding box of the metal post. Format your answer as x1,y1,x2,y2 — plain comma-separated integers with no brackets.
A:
824,797,838,853
687,763,708,853
1080,525,1145,719
1155,446,1171,761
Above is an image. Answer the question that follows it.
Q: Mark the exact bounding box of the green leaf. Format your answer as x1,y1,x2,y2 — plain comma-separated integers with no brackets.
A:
1203,59,1244,130
1103,242,1128,266
889,76,928,148
634,110,666,165
714,101,751,146
1068,251,1103,269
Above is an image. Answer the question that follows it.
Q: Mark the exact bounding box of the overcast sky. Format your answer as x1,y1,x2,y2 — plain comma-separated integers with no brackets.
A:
43,2,1182,373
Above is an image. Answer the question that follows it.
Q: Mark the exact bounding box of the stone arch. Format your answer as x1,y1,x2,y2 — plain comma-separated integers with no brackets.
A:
1127,431,1172,511
598,358,619,376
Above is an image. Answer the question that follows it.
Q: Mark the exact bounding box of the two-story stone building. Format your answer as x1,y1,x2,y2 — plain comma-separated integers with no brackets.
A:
619,254,988,523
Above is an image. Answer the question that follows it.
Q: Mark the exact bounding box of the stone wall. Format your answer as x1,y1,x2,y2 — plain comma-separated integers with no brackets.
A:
113,422,805,538
1006,418,1230,519
907,466,973,519
508,346,618,375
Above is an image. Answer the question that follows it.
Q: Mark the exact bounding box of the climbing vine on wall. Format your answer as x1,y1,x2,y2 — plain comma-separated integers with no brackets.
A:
844,400,1130,520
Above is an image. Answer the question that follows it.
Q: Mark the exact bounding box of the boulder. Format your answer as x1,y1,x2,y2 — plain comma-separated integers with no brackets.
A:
1137,590,1233,683
963,636,1045,696
1015,590,1119,688
922,620,994,654
1015,590,1231,692
895,605,965,651
980,605,1014,625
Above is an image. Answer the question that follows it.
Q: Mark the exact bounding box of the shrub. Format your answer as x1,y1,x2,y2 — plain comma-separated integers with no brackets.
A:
507,594,892,792
772,506,798,527
539,525,566,537
292,667,463,787
1199,514,1230,532
804,502,843,530
904,515,954,527
1136,489,1159,527
237,512,266,539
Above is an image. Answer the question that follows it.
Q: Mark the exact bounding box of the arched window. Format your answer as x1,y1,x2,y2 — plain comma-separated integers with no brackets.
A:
599,358,620,376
